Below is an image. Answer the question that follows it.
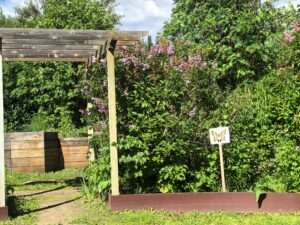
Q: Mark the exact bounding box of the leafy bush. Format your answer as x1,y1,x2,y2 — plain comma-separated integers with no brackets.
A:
83,20,299,195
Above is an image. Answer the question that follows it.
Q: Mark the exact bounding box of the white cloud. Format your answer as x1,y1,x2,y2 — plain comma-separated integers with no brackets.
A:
115,0,173,39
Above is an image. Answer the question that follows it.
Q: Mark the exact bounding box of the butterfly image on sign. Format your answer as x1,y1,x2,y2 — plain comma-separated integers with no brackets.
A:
209,127,230,145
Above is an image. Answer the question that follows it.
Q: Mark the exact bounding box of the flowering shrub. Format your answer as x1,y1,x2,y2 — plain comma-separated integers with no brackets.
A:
84,20,299,195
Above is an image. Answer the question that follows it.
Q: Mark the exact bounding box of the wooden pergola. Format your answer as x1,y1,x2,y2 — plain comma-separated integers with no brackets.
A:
0,28,148,214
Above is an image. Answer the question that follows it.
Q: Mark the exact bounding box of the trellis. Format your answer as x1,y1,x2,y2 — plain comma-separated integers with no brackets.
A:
0,28,148,212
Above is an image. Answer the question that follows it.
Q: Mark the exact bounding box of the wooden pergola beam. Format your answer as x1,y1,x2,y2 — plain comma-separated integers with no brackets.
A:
4,57,88,62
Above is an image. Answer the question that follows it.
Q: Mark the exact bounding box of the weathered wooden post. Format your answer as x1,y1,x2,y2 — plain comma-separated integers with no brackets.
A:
0,37,8,220
107,47,119,196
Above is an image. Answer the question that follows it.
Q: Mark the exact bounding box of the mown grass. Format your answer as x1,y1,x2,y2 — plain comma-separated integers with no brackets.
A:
72,200,300,225
6,168,83,191
1,169,83,225
2,169,300,225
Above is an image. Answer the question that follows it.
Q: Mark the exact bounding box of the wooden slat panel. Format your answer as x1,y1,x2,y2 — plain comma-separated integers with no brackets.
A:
0,31,112,41
60,140,88,147
61,146,88,154
4,151,10,159
11,157,44,167
4,57,88,62
112,31,148,41
4,142,10,150
2,39,105,45
11,166,45,173
3,43,102,50
11,141,44,150
4,54,91,60
60,139,88,146
3,49,97,55
116,40,137,46
4,134,10,142
9,132,44,141
10,149,44,158
62,154,88,162
0,28,147,41
64,161,88,169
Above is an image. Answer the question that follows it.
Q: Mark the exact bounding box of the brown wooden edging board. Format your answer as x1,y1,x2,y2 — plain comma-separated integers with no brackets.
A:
0,207,8,221
109,192,300,213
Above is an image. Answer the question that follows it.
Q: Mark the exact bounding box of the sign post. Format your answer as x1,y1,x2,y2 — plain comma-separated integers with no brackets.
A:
209,127,230,192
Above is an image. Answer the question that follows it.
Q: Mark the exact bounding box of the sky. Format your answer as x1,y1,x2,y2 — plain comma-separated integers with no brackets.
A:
0,0,299,38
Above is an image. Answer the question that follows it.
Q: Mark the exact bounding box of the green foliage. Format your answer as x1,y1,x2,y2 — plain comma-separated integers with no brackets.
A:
36,0,120,29
163,1,297,86
4,62,86,134
82,160,110,201
85,13,299,195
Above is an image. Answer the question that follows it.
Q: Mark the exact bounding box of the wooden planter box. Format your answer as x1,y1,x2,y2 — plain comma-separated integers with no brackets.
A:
59,137,89,169
5,132,59,173
4,132,89,173
109,192,300,213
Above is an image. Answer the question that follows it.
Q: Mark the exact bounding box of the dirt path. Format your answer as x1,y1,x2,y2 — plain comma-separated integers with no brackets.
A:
15,187,85,225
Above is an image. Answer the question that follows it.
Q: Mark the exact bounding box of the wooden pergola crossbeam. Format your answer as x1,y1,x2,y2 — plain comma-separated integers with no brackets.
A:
4,57,89,62
0,28,148,219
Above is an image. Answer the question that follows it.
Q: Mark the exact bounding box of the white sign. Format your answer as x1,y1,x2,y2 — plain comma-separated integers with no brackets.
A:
209,127,230,145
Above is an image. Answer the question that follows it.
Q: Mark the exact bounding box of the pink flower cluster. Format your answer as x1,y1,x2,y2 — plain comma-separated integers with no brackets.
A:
167,52,207,73
92,97,108,115
79,109,89,116
120,54,150,71
150,41,174,56
283,21,300,43
283,32,295,43
291,22,300,33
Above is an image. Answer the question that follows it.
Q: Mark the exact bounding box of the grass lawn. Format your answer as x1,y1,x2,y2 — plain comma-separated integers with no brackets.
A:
1,169,300,225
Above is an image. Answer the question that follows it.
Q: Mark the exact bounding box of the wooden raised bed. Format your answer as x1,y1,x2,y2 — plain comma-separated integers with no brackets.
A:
109,192,300,213
5,132,59,173
5,132,89,173
59,137,89,169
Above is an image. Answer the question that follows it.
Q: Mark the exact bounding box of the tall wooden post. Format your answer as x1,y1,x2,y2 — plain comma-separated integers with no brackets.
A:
0,37,5,207
218,143,226,192
107,48,119,196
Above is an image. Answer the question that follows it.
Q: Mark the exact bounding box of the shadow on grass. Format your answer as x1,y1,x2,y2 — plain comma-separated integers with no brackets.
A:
7,195,37,218
13,176,82,188
7,191,83,218
17,186,66,197
7,195,82,218
7,177,84,219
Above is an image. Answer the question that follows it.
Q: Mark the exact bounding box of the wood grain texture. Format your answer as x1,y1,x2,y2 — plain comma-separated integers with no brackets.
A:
0,28,148,62
5,133,90,172
10,149,44,158
11,166,45,173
